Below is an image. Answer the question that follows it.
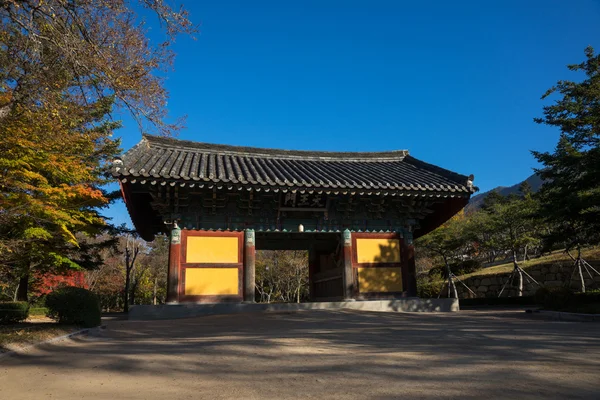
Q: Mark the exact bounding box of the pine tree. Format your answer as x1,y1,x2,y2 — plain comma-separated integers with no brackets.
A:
532,46,600,291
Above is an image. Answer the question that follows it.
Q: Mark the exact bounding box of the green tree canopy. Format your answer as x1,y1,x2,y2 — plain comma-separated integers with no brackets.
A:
532,46,600,250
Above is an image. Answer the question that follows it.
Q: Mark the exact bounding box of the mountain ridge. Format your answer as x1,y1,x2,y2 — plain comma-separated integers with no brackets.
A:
467,173,543,210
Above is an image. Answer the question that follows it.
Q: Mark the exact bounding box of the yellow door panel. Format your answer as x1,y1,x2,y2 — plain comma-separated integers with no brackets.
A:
185,268,239,295
358,267,403,293
186,236,239,264
356,238,400,263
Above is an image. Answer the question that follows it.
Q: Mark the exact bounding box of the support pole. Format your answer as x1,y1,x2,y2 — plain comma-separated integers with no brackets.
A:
166,223,181,303
342,229,354,300
244,229,256,303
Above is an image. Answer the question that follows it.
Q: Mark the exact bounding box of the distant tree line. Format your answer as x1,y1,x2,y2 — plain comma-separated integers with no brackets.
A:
255,250,309,303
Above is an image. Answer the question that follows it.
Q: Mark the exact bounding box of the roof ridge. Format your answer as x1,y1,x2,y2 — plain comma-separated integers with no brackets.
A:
113,135,476,194
141,134,409,161
403,155,473,188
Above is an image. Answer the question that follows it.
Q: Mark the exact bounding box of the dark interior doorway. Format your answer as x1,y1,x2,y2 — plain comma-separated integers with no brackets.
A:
255,232,344,302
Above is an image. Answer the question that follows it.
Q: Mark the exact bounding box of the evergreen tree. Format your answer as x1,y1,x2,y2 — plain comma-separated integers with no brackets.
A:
532,46,600,291
470,191,541,296
416,212,472,298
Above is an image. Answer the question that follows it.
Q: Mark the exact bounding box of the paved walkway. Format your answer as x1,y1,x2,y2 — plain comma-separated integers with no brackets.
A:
1,309,599,399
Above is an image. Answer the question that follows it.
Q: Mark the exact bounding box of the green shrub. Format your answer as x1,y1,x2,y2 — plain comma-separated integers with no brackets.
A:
29,307,49,317
534,286,551,305
428,265,445,279
535,286,574,310
417,279,445,298
0,301,30,324
573,290,600,304
427,260,483,279
454,260,483,276
46,287,101,328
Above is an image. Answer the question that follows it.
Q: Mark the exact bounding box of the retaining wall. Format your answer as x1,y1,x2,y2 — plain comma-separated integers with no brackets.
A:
456,261,600,298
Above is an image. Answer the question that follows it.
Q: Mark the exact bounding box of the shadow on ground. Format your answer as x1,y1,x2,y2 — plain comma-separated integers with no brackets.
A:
1,309,599,399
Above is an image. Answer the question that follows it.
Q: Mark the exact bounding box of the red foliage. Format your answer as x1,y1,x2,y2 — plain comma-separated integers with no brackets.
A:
32,271,88,297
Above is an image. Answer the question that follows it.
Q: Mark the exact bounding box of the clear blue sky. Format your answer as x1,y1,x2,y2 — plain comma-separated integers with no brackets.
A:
105,0,600,227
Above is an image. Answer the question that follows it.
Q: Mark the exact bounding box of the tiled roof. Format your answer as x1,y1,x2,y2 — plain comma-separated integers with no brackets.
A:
113,135,475,194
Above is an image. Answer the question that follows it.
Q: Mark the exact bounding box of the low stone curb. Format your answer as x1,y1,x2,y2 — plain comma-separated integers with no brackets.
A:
0,325,106,360
526,309,600,322
129,298,459,320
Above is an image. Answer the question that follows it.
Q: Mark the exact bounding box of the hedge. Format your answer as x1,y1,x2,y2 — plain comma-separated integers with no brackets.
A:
459,296,535,307
417,280,445,298
535,287,600,311
46,287,101,328
0,301,30,324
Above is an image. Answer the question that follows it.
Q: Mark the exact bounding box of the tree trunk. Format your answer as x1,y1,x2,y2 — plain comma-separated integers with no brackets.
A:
16,274,29,302
444,258,457,299
578,260,586,293
153,276,158,305
450,278,457,299
577,248,585,293
513,250,523,297
517,267,523,297
13,283,20,301
130,277,137,306
124,270,130,312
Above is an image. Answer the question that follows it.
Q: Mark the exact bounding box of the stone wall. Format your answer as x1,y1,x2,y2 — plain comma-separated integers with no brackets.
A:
455,260,600,298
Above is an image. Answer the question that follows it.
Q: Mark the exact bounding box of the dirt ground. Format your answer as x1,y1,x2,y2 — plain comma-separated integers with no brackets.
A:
1,309,599,399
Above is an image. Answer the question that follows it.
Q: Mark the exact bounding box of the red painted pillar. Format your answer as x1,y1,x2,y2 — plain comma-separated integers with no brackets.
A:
166,224,182,303
243,229,256,303
342,229,354,300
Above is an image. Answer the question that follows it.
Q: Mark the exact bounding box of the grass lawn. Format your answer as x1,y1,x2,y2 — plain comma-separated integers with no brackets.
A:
0,318,80,353
458,247,600,280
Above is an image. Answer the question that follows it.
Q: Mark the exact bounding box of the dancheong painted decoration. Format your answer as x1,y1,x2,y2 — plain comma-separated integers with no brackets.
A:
114,134,477,304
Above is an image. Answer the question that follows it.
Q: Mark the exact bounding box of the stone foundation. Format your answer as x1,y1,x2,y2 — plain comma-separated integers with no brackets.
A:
129,298,459,320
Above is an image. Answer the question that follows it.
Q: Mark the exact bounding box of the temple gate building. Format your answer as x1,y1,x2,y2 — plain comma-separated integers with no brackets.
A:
114,135,476,304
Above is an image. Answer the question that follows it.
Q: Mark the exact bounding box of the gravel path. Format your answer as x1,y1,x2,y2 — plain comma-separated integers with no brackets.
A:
1,309,599,399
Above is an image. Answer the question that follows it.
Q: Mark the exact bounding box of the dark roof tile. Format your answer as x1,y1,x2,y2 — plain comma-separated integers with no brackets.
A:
113,134,476,194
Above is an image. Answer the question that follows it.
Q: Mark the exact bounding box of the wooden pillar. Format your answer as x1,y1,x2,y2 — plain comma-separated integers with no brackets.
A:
342,229,354,300
166,224,182,303
404,232,417,297
243,229,256,303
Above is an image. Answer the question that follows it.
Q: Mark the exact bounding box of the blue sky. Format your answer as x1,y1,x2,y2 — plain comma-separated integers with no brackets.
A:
106,0,600,227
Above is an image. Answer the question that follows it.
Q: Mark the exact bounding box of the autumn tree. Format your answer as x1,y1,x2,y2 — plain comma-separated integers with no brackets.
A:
0,97,120,300
0,1,194,300
122,234,143,313
140,234,169,306
532,46,600,291
0,0,195,133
